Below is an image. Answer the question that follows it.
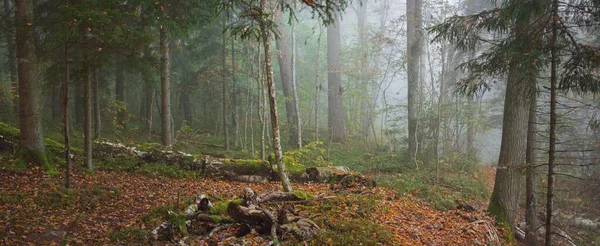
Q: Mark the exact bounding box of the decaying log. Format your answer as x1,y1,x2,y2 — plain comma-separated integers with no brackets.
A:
227,202,273,234
305,166,350,182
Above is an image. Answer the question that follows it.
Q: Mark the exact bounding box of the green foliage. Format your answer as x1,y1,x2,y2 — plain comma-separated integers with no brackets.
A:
142,204,177,229
167,210,188,234
106,100,129,131
293,190,314,200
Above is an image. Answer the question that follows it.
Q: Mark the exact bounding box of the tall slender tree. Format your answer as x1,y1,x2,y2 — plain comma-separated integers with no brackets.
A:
258,0,293,192
160,26,173,148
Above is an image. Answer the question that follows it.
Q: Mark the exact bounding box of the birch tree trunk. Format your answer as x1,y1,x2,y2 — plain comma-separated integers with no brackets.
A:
291,19,302,148
259,0,293,192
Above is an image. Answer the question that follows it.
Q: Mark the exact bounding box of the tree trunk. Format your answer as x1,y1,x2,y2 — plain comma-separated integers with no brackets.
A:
466,94,475,157
314,26,322,142
4,0,18,118
407,0,423,160
274,11,301,148
231,37,240,148
115,57,126,128
15,0,47,166
93,67,101,139
291,19,302,148
357,0,370,141
525,90,538,245
74,81,83,126
160,27,173,148
259,0,293,192
545,1,558,245
63,42,72,189
488,61,530,234
181,91,192,124
84,61,93,171
327,14,345,143
144,76,154,136
222,16,230,151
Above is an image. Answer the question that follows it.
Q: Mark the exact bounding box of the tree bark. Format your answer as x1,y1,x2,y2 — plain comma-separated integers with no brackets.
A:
181,91,192,124
406,0,422,160
357,0,370,141
222,16,230,151
274,11,301,148
144,76,154,137
545,1,558,244
291,19,302,148
63,42,72,188
160,27,173,148
327,14,345,143
314,26,322,142
231,37,240,148
115,57,126,128
93,67,101,139
466,94,475,157
259,0,293,192
488,61,530,234
525,90,538,245
15,0,47,165
84,61,93,171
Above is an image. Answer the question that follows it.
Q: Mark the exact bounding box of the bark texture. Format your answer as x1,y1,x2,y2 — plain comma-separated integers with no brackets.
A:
488,62,530,233
160,27,173,148
15,0,47,165
115,57,126,127
327,14,345,143
525,93,538,245
84,62,93,171
406,0,423,160
259,0,293,192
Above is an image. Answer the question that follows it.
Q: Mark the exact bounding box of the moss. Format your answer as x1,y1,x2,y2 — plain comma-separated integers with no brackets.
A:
293,190,314,200
16,147,57,175
209,201,229,215
136,142,162,152
487,194,514,241
0,122,20,138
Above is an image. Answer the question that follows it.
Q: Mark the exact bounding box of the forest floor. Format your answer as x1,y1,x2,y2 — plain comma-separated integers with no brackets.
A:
0,164,502,245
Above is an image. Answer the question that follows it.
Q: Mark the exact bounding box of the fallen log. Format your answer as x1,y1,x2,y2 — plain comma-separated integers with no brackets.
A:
305,166,350,182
